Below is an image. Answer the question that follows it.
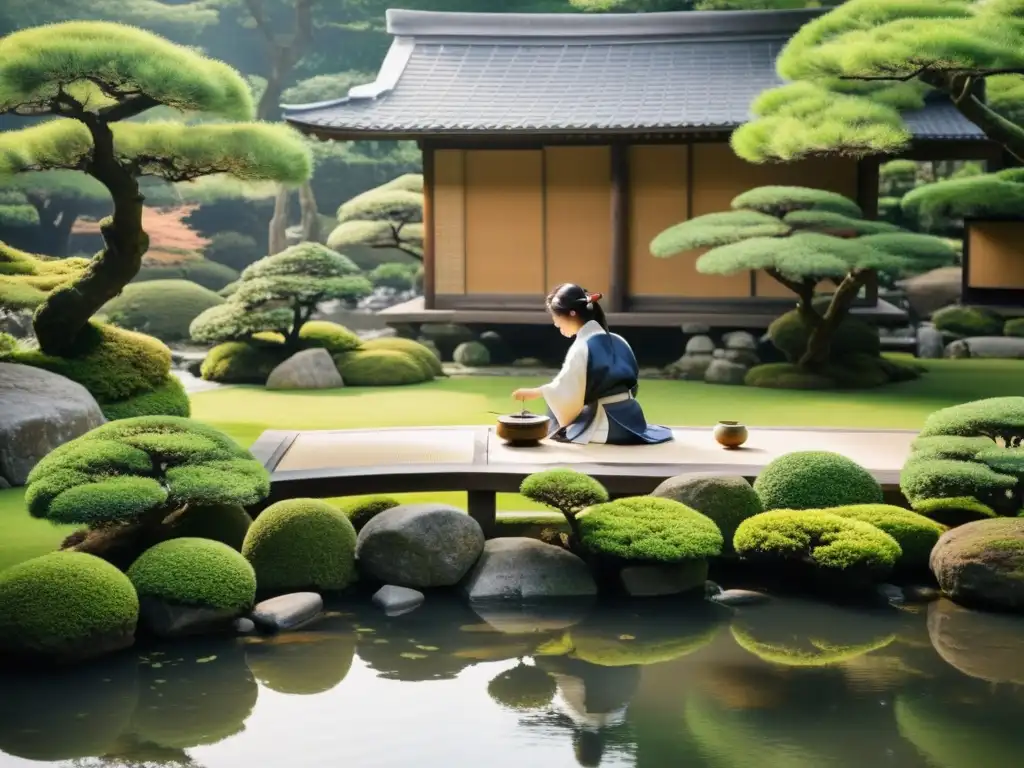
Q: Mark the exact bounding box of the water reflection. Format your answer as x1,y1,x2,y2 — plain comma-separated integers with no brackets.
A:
0,596,1019,767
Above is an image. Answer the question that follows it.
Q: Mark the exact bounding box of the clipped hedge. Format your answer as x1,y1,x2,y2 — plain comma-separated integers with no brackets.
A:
135,258,239,292
128,538,257,613
256,320,363,355
931,305,1004,337
753,451,884,511
363,336,443,377
242,498,358,592
98,279,225,342
825,504,946,572
334,348,431,386
200,340,289,384
343,496,400,532
0,552,139,661
100,373,191,421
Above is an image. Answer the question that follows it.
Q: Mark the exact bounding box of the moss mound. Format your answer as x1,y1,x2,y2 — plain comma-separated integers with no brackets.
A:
734,509,902,581
246,628,357,695
768,308,881,363
650,473,762,551
931,304,1004,337
754,450,884,511
242,498,358,592
0,551,139,662
343,496,400,532
577,496,723,563
99,279,225,342
128,538,257,613
135,258,239,292
745,362,838,389
100,373,191,420
200,340,289,383
826,504,946,571
487,662,557,710
165,503,253,550
363,335,444,376
334,348,432,386
521,468,610,516
256,320,364,354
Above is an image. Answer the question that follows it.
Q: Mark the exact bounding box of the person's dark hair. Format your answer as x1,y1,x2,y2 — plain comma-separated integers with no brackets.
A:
545,283,609,331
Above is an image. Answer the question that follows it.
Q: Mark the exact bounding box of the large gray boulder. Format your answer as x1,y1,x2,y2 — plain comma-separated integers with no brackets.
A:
460,537,597,601
266,348,344,390
0,363,105,487
930,518,1024,613
944,336,1024,360
356,503,485,588
899,266,962,318
703,358,748,385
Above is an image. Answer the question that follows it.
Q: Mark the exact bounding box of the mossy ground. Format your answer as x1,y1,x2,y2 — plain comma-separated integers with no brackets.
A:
2,356,1024,571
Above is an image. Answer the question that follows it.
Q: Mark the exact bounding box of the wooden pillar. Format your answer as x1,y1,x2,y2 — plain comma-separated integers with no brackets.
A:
856,156,881,220
421,143,437,309
609,142,630,312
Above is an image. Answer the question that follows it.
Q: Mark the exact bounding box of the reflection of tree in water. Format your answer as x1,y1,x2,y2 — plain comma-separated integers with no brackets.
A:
70,732,202,767
244,621,357,695
487,660,557,710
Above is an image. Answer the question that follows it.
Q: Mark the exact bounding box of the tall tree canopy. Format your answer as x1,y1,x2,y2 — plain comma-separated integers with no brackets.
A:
731,0,1024,163
0,21,312,356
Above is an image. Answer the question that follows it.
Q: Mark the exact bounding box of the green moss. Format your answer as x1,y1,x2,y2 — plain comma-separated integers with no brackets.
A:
908,435,995,461
257,320,364,355
900,456,1015,523
733,509,901,577
577,496,723,563
0,551,139,659
651,474,763,551
820,504,946,571
135,258,239,292
245,630,357,695
200,340,289,383
487,663,557,710
520,469,610,516
768,308,881,363
745,362,838,390
453,340,491,366
334,348,431,386
165,503,253,550
101,373,191,421
931,305,1003,337
242,498,358,592
912,495,999,525
99,279,225,342
0,331,16,356
1004,317,1024,338
363,335,443,377
754,450,883,511
343,496,400,532
128,538,256,612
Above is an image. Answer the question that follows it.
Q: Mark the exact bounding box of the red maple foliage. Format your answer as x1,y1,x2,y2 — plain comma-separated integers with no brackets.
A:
73,205,209,264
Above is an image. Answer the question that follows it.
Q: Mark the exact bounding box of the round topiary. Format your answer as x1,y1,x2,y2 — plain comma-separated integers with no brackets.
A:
733,509,902,581
242,498,358,592
363,336,443,376
297,320,363,354
1004,317,1024,338
344,496,401,532
768,308,880,363
453,340,491,367
100,373,191,421
334,348,431,386
98,279,225,342
753,451,884,511
0,551,139,662
128,538,257,613
487,663,557,710
577,496,723,563
650,473,763,552
165,503,253,550
521,469,610,517
931,304,1004,337
200,340,289,384
826,504,946,572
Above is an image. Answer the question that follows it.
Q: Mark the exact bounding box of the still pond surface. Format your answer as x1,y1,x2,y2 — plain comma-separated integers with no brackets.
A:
0,595,1021,768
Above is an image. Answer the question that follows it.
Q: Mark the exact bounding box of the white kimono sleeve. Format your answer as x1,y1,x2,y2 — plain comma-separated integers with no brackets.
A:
540,341,588,428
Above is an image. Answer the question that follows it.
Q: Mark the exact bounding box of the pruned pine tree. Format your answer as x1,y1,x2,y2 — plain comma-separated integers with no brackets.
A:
327,174,424,261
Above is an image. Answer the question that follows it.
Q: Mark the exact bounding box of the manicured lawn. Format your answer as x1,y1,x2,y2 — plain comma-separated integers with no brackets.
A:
2,356,1022,572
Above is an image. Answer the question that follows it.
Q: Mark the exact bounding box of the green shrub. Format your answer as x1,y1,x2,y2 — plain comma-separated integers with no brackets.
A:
1004,317,1024,338
242,498,358,592
0,331,16,356
453,340,491,366
256,320,364,355
520,469,609,516
128,538,257,613
343,496,400,532
901,457,1013,524
745,362,838,390
165,503,253,550
364,336,443,376
0,552,139,660
577,496,723,563
753,451,884,511
205,231,263,272
733,509,901,579
931,305,1003,336
135,259,239,292
101,373,191,421
650,474,762,552
370,262,417,291
487,663,557,710
768,308,880,363
98,279,225,342
200,340,289,384
334,348,431,386
825,504,947,571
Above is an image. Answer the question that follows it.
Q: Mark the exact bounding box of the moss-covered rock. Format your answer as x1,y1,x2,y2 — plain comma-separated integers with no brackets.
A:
826,504,946,572
521,468,610,517
245,627,357,695
931,304,1004,337
734,509,902,585
753,450,884,511
577,496,723,563
334,348,432,386
164,503,253,550
242,498,358,592
99,279,225,343
928,517,1024,612
364,335,443,376
650,473,762,551
453,340,491,366
343,496,401,532
100,373,191,421
128,538,257,614
200,340,289,384
0,551,139,663
487,662,557,710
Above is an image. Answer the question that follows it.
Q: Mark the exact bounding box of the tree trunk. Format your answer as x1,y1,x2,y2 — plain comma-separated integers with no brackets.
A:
268,186,290,256
298,181,321,243
798,272,868,369
32,122,147,356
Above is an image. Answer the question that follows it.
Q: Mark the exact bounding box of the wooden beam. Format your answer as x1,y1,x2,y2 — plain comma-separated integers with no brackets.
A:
609,142,630,312
422,145,437,309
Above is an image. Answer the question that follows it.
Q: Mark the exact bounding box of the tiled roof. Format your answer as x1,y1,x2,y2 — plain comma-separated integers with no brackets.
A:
283,8,987,141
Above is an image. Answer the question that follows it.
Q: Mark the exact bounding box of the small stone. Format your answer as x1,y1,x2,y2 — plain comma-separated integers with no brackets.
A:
722,349,760,367
685,335,716,355
620,561,708,597
877,583,905,604
712,348,726,359
234,617,256,634
722,331,758,351
711,589,770,606
251,592,324,632
703,358,748,385
372,585,425,615
665,354,713,380
944,339,970,359
681,323,711,334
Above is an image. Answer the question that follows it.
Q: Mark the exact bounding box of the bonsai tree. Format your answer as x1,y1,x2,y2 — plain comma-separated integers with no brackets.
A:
327,174,424,262
189,241,372,349
520,468,610,545
23,415,271,567
0,21,313,357
900,397,1024,523
651,186,957,368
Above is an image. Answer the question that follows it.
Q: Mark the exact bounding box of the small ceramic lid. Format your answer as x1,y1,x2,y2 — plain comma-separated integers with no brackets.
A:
498,413,549,427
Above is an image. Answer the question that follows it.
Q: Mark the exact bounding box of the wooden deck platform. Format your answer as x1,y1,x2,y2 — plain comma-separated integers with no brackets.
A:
249,425,917,535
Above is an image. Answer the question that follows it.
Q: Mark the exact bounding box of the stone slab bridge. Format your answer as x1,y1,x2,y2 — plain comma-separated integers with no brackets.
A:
248,426,917,536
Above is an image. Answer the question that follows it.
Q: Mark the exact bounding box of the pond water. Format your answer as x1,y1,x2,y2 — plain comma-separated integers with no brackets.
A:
1,595,1021,768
